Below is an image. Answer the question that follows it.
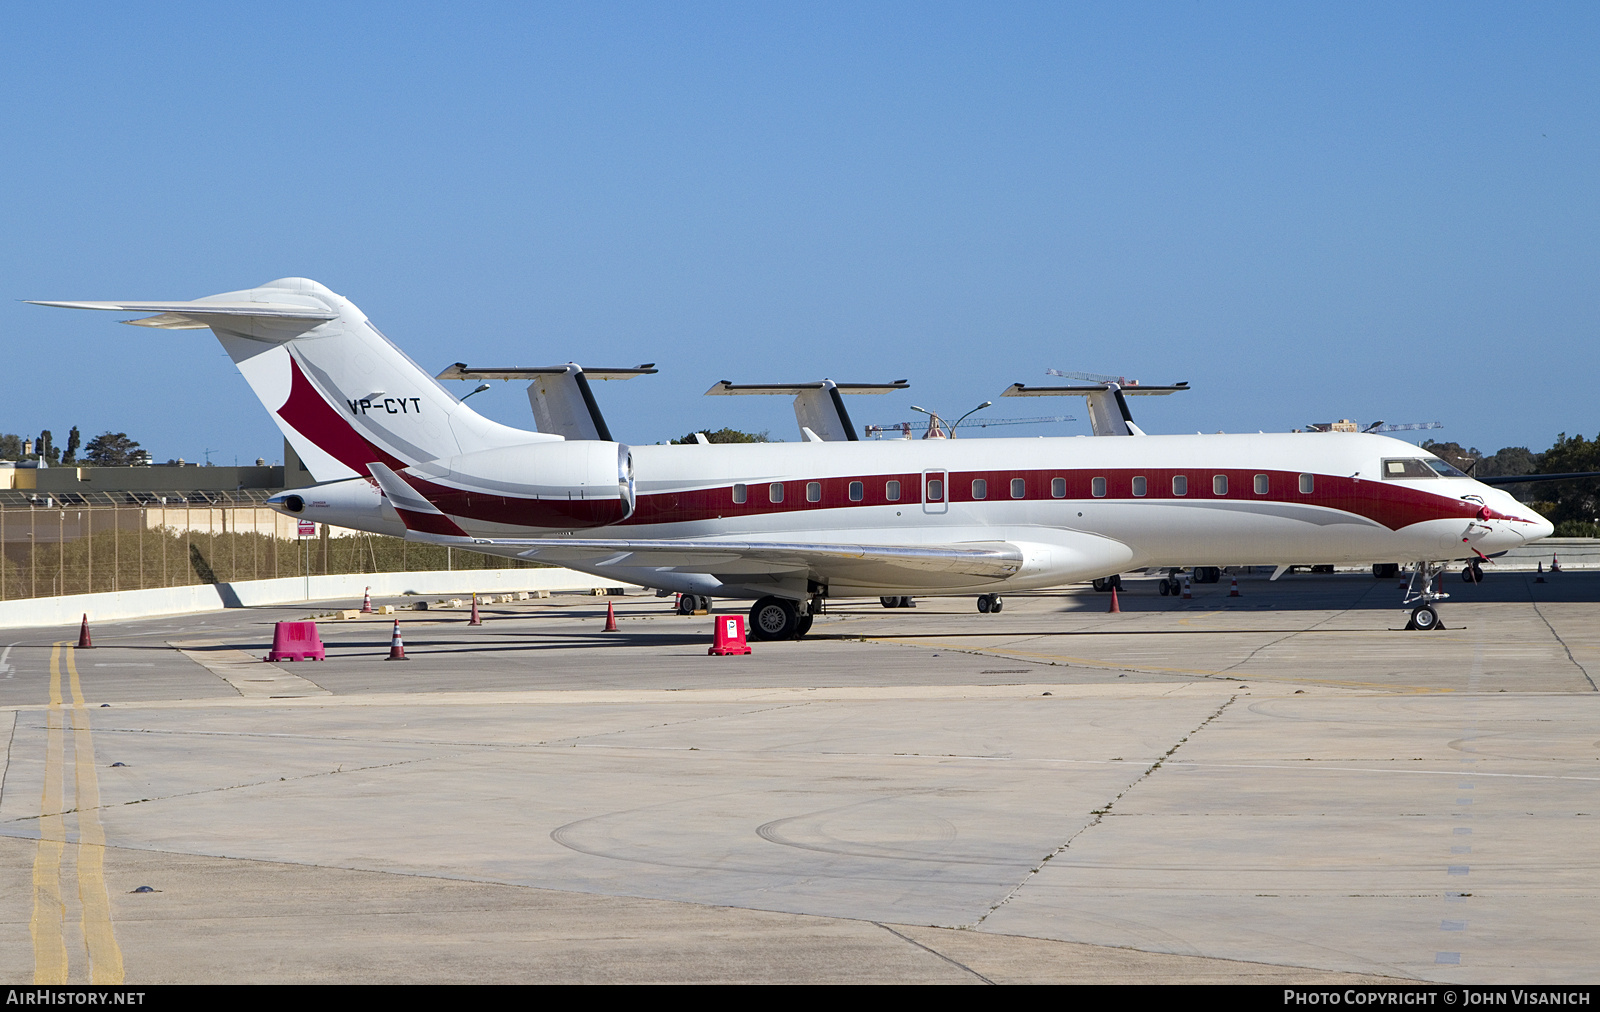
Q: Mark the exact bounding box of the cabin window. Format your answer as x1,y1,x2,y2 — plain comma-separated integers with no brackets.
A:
926,479,944,501
1132,476,1147,497
972,478,987,500
1011,478,1026,499
1299,473,1314,494
806,482,821,502
1051,477,1066,498
849,481,863,502
1172,475,1188,496
886,480,901,501
1383,458,1438,479
732,483,747,504
1091,477,1107,497
769,483,784,503
1254,474,1269,495
1213,474,1228,495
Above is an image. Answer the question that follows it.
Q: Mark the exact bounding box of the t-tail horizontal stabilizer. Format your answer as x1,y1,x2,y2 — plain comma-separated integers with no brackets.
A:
1002,381,1190,436
33,279,548,486
436,363,658,441
705,379,910,442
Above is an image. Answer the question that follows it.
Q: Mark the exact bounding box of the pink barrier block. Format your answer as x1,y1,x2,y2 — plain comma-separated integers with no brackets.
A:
266,620,326,662
709,614,751,656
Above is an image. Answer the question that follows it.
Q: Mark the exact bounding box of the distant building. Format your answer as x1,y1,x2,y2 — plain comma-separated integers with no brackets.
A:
0,440,315,506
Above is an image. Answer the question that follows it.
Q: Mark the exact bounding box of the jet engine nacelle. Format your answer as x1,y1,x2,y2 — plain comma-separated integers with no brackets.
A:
268,476,407,537
399,440,635,533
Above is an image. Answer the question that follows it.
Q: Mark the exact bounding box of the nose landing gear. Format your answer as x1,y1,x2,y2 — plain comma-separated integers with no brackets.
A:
976,594,1003,613
1403,561,1451,631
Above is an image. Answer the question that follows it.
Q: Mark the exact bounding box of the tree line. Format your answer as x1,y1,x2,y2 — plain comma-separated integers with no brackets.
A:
0,429,143,466
1423,435,1600,537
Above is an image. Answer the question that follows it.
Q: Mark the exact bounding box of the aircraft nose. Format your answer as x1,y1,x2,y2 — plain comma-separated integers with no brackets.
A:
1524,511,1555,543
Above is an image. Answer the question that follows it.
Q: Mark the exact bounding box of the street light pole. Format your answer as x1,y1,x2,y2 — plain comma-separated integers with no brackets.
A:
950,400,994,437
909,405,946,439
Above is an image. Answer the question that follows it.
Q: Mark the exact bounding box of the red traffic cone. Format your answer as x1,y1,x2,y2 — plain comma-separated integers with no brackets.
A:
76,613,94,649
1536,560,1546,584
1229,576,1241,597
1181,576,1192,599
1107,586,1120,613
361,587,373,613
386,619,408,661
604,599,618,632
469,593,483,626
1551,554,1562,573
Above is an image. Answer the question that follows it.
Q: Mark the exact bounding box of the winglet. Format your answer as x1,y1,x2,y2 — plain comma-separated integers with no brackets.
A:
367,463,470,538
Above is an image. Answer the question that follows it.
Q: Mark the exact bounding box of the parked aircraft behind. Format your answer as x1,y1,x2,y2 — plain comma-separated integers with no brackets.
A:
32,278,1554,638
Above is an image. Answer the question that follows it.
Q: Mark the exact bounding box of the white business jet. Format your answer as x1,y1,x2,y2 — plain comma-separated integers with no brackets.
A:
32,278,1553,638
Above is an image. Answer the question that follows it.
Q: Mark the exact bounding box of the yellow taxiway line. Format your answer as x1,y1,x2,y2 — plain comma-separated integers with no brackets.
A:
30,642,124,984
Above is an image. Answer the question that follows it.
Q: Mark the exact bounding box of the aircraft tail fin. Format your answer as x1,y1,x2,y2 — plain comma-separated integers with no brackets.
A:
31,278,555,482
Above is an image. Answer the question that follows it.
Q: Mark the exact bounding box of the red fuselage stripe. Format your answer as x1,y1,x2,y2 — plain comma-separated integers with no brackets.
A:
410,465,1482,532
277,356,408,475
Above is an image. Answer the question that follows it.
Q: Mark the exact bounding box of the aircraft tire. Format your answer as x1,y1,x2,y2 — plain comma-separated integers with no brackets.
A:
750,596,799,640
990,596,1003,613
977,595,991,613
1409,604,1441,631
881,596,900,609
676,595,696,616
795,612,814,637
899,596,915,608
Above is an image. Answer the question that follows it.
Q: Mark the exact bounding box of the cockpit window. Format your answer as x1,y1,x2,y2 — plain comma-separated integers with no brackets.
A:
1382,458,1438,479
1425,458,1469,478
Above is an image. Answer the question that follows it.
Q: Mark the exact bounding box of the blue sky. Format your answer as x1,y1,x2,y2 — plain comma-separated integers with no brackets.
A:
3,3,1596,462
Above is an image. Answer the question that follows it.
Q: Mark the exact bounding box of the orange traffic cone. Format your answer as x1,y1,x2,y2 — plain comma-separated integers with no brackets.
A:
76,613,94,649
361,587,373,613
386,620,408,661
1229,576,1241,597
469,593,482,626
1108,586,1120,613
604,599,618,632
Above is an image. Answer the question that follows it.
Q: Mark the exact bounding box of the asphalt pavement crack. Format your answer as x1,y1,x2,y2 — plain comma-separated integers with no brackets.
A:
971,693,1240,927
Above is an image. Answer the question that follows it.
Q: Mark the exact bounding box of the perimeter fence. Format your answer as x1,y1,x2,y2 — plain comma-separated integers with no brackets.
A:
0,489,534,601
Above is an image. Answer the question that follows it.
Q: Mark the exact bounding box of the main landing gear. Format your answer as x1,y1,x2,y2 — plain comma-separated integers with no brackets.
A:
1403,561,1451,631
976,593,1003,613
676,594,710,615
749,596,815,640
879,596,916,608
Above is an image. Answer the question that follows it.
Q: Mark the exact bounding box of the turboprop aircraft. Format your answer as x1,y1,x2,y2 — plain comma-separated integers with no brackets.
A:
32,277,1554,638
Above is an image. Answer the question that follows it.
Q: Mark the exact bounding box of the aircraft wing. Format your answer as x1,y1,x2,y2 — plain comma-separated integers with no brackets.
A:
478,537,1021,578
365,462,1021,579
1476,471,1600,487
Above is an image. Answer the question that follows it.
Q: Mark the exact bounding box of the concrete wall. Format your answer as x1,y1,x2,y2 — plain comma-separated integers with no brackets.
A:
0,568,641,631
1491,538,1600,570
